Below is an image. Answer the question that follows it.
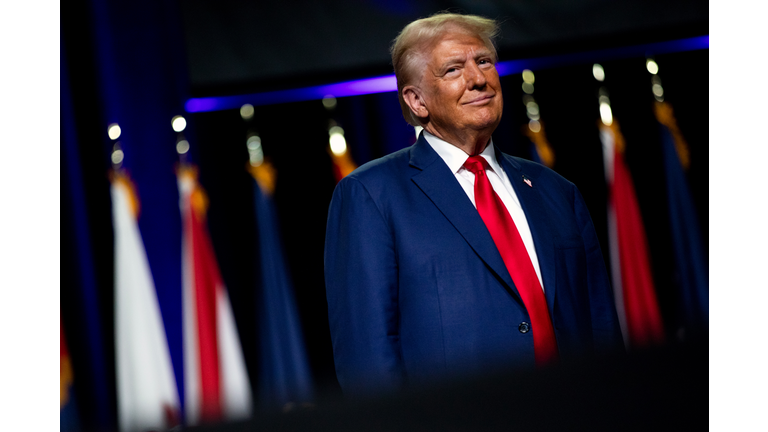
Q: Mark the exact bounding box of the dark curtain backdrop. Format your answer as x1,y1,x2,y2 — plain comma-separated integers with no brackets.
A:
179,0,707,94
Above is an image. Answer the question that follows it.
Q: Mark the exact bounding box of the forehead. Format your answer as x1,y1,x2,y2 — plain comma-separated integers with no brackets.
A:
429,32,490,63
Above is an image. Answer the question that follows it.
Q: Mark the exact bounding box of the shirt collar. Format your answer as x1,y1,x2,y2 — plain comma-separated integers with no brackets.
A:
422,130,502,175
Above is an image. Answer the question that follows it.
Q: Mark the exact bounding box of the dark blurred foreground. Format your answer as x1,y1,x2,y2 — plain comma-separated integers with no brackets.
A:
187,339,708,431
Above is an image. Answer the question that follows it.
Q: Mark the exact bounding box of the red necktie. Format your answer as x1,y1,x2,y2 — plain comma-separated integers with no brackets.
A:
463,156,559,366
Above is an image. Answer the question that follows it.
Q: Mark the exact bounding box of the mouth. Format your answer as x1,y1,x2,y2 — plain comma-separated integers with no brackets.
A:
463,94,495,105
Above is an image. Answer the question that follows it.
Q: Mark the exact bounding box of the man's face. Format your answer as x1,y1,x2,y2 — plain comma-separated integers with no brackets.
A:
419,31,503,138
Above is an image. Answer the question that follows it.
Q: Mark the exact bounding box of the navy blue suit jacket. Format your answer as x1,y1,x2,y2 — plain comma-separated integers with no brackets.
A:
324,134,623,394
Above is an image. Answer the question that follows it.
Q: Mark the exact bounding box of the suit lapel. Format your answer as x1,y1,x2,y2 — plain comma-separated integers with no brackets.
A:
409,136,522,303
497,151,558,313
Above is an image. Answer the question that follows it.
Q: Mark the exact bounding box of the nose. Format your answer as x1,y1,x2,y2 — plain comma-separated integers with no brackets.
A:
466,61,487,90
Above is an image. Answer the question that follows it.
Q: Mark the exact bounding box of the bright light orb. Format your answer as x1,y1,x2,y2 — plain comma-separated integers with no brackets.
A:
108,123,121,140
646,59,659,75
528,120,541,133
593,64,605,82
111,149,124,165
322,95,337,110
176,140,190,154
522,69,535,84
600,102,613,126
172,115,187,132
240,104,255,120
247,135,261,150
522,82,534,94
329,133,347,156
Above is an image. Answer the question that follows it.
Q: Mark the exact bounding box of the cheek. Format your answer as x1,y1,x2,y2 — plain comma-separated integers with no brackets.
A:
443,82,466,100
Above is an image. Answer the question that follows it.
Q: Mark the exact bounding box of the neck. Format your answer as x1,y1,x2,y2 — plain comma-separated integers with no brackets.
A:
423,124,491,155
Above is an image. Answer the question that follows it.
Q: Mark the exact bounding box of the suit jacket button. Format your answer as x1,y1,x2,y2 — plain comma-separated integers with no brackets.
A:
518,322,530,334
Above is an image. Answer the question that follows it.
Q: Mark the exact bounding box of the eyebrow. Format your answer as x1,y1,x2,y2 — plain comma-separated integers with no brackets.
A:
438,50,494,70
438,56,466,69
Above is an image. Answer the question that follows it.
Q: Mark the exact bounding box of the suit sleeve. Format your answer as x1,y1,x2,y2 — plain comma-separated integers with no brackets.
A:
324,177,403,395
572,184,626,356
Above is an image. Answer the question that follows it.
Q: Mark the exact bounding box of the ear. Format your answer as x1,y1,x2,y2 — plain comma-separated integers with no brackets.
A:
402,85,430,120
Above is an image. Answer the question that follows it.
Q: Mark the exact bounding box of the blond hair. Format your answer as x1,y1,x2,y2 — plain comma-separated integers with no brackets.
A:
390,12,500,126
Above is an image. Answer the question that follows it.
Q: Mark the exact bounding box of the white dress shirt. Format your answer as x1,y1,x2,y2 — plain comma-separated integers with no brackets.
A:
422,131,545,291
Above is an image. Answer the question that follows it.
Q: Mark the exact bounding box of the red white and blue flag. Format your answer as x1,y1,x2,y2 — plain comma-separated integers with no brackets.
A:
600,121,666,349
178,166,252,425
112,171,181,432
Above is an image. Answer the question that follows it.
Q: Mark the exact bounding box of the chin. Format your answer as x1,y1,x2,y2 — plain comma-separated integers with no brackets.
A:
469,112,502,131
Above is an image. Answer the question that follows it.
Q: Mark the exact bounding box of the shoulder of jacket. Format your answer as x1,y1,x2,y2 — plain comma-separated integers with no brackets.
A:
344,146,412,185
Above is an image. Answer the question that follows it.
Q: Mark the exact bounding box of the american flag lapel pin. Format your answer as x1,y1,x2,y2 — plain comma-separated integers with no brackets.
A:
522,174,532,188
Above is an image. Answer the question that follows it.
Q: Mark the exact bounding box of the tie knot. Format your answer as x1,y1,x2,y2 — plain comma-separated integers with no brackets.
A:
463,155,489,175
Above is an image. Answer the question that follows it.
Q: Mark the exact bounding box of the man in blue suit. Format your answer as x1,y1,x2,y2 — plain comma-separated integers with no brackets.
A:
324,12,624,395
